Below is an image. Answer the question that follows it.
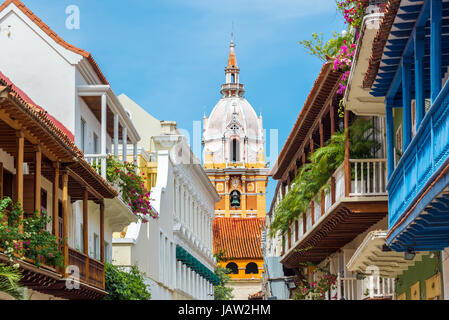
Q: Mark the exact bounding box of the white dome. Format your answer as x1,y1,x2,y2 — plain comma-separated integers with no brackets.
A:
203,96,264,164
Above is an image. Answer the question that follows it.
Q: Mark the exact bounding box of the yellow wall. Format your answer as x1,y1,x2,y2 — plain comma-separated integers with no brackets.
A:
219,259,264,280
206,163,268,218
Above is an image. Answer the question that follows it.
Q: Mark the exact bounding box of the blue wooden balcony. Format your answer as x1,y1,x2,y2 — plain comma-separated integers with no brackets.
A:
370,0,449,252
387,78,449,251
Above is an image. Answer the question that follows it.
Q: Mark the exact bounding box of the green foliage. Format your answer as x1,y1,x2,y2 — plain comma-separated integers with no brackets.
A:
0,264,28,300
213,251,234,300
269,119,380,237
103,262,151,300
298,31,354,62
0,197,64,268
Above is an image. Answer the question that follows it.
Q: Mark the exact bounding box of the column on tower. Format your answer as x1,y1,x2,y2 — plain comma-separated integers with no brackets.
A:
241,175,247,216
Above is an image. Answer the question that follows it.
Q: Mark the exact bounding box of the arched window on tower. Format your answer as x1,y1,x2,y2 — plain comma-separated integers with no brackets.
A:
245,262,259,274
231,139,239,162
231,73,235,83
226,262,239,274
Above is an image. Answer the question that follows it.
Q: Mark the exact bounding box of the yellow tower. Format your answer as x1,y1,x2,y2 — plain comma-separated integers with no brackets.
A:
203,35,269,299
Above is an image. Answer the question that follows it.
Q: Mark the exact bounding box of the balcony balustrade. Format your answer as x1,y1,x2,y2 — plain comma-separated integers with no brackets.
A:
285,158,387,251
68,247,105,290
326,274,394,300
387,78,449,246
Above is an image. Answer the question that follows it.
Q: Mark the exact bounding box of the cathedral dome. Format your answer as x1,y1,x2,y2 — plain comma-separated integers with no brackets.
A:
203,37,264,165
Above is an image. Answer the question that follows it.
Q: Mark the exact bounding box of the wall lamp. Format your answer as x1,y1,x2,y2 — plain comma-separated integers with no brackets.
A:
404,247,415,261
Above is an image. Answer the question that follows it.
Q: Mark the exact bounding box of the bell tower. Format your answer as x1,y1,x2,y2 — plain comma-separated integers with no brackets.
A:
202,35,269,219
204,35,270,298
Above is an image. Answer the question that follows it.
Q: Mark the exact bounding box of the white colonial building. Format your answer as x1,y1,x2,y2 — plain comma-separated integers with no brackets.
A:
112,95,219,300
0,0,139,265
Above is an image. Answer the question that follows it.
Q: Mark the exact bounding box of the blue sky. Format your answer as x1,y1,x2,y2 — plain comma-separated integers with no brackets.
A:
23,0,345,208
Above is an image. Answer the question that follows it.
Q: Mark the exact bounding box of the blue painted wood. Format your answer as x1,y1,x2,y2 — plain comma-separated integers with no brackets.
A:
386,99,395,179
431,0,442,102
415,27,425,127
387,77,449,250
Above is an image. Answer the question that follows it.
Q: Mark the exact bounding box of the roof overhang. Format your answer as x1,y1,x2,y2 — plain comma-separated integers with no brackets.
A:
271,63,342,180
346,230,427,278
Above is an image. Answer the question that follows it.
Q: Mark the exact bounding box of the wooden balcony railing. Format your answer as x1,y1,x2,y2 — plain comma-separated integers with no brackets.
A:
285,159,387,251
68,247,105,290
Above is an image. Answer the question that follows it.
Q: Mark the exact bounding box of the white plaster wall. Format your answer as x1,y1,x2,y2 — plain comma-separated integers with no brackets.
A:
118,94,161,152
77,97,113,154
0,6,79,133
442,248,449,300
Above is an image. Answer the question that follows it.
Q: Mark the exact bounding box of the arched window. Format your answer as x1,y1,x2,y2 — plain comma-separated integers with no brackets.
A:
231,73,235,83
230,190,241,208
226,262,239,274
231,139,239,162
245,262,259,274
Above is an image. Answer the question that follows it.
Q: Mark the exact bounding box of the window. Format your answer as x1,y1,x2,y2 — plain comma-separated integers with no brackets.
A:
78,223,84,252
80,118,86,152
231,139,239,162
395,125,403,167
40,188,47,214
93,133,99,154
104,241,110,262
231,73,235,83
226,262,239,274
230,190,241,208
245,262,259,274
93,233,99,259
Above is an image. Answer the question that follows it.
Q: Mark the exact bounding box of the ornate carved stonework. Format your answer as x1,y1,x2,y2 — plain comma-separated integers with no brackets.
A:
231,176,240,189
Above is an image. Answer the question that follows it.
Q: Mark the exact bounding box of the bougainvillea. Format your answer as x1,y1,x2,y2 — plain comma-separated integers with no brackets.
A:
336,0,369,31
104,156,158,220
294,263,337,300
333,40,357,95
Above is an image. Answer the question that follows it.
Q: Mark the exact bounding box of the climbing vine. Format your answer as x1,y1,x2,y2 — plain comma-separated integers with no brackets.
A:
269,119,380,237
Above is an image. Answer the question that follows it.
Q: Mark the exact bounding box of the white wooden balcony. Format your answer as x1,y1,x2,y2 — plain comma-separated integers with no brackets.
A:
282,158,388,267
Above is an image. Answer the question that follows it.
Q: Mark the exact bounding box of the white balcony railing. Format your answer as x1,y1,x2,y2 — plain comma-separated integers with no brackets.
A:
84,153,108,178
288,159,387,247
362,276,395,299
330,274,394,300
350,159,387,196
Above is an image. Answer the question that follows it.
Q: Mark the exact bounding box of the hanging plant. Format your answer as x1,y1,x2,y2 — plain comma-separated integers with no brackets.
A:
336,0,370,31
269,119,380,237
98,156,158,220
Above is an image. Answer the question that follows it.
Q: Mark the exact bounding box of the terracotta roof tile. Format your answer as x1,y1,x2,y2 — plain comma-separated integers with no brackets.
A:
0,0,109,85
363,0,401,89
213,217,264,259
